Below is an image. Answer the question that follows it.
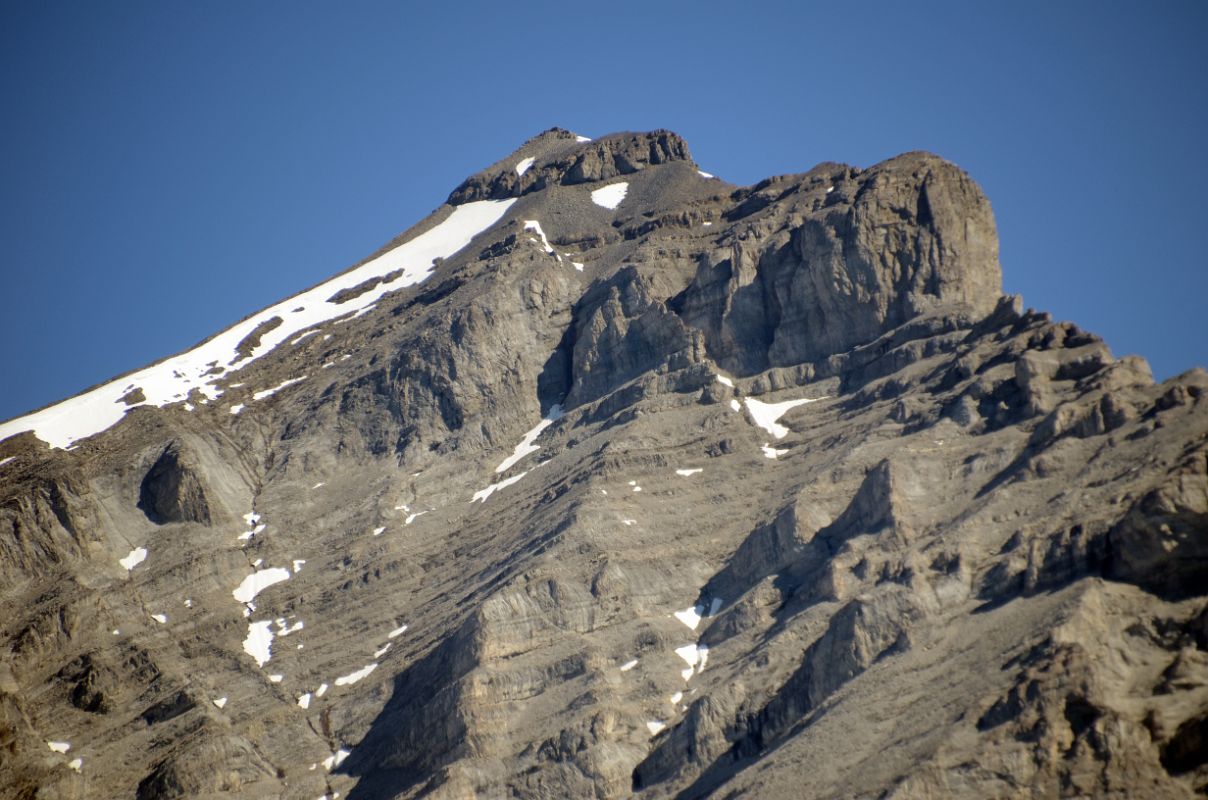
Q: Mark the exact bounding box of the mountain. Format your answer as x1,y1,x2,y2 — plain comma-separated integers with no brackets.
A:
1,128,1206,800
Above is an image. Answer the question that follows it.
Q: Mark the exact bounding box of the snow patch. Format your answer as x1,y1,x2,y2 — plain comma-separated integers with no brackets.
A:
523,220,560,261
119,547,147,571
471,471,528,503
715,374,734,388
675,468,702,477
0,199,515,450
372,526,386,536
47,741,70,754
729,399,741,412
761,444,789,459
312,482,325,489
646,721,666,735
0,456,15,468
276,618,304,636
744,396,824,439
232,567,291,604
575,135,591,142
316,683,329,697
243,621,275,666
297,693,311,709
68,758,82,771
675,644,701,667
674,606,704,630
495,405,562,473
591,182,628,210
229,404,245,416
269,674,283,683
515,156,535,176
322,748,350,770
698,170,714,179
388,624,408,639
151,613,167,624
335,663,377,686
253,376,307,401
374,643,391,658
619,659,639,672
670,691,683,704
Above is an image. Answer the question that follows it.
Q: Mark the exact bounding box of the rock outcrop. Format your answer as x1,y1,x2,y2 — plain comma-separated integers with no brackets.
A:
0,129,1205,799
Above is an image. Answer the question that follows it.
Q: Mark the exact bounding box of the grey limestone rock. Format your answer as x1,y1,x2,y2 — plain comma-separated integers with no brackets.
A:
0,129,1205,799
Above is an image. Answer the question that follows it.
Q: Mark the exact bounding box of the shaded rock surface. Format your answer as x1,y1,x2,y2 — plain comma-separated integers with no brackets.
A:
0,129,1205,799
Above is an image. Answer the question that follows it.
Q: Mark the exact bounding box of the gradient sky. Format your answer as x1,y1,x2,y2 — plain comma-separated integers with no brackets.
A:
2,1,1205,423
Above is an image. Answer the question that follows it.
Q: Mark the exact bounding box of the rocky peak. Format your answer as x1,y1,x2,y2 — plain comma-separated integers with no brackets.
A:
447,128,693,204
0,130,1205,800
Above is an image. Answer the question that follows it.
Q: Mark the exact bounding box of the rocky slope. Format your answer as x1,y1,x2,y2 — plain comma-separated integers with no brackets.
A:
0,128,1205,799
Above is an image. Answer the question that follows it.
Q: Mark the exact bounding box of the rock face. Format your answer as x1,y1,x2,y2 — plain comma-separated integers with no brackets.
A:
0,127,1205,799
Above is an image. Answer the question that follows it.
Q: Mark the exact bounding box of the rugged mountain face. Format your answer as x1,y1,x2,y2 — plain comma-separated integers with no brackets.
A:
1,128,1206,800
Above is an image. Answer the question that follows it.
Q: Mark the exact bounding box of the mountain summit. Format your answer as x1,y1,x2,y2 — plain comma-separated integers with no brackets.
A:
1,130,1206,799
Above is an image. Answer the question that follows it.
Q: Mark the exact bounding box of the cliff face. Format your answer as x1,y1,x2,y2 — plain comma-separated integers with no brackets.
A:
1,128,1206,800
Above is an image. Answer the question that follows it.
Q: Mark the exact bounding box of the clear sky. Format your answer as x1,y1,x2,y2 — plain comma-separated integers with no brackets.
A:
2,1,1205,423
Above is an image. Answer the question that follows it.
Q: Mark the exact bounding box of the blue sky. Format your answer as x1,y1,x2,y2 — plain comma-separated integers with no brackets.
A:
2,1,1205,422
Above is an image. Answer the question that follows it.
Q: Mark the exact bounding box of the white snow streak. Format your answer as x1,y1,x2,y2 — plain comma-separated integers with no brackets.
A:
675,468,702,477
575,135,591,143
297,693,312,709
591,182,628,210
335,663,377,686
0,199,516,450
0,456,14,468
229,404,245,416
47,741,71,754
471,471,528,503
646,721,666,735
68,758,83,771
698,170,714,179
388,624,408,639
523,220,562,262
619,659,639,672
495,405,562,473
515,157,535,176
214,697,228,709
150,613,167,624
715,374,734,388
761,444,789,459
253,376,307,401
